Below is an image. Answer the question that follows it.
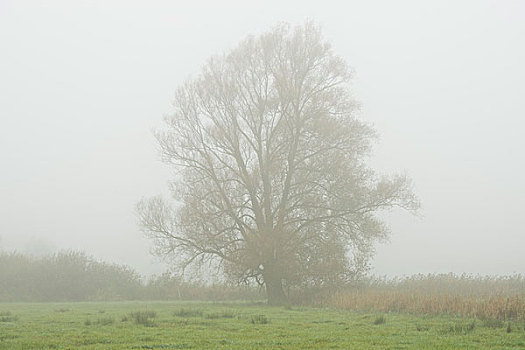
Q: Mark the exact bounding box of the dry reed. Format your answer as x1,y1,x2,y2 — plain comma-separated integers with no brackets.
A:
324,274,525,322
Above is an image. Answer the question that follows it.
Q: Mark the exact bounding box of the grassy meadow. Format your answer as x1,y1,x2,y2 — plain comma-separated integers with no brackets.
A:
1,301,524,349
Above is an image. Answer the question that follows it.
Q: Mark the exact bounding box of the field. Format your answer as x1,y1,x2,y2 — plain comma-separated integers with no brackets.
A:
1,302,524,349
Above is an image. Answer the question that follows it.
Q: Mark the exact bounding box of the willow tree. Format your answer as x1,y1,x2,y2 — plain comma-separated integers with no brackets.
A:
138,22,419,305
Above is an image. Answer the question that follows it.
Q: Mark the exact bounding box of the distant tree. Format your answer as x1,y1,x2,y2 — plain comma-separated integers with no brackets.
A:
138,22,419,305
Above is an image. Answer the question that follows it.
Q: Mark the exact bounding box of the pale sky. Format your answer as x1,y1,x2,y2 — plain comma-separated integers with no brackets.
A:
1,0,524,277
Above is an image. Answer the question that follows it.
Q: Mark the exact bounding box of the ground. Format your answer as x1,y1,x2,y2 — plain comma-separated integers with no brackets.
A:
0,301,523,349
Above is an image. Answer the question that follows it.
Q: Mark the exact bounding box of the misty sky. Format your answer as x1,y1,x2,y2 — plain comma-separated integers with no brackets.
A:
1,0,524,277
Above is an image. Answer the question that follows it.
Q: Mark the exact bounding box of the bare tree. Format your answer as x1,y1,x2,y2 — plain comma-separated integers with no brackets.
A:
138,22,419,305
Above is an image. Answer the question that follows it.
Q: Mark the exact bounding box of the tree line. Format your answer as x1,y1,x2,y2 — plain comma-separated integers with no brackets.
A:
0,251,262,302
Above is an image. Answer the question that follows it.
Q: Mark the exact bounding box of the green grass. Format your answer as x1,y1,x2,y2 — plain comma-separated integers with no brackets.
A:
0,301,524,349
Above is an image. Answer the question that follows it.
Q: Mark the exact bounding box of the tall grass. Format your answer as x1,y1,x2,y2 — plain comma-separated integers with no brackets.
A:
325,274,525,322
127,311,157,326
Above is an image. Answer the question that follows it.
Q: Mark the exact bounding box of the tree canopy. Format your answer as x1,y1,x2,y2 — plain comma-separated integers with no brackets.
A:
138,22,419,305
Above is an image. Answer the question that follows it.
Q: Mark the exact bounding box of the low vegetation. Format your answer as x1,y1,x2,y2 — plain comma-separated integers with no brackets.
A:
0,302,524,349
373,315,386,325
127,310,157,326
0,310,18,322
172,308,203,318
84,317,114,326
323,274,525,322
250,314,269,324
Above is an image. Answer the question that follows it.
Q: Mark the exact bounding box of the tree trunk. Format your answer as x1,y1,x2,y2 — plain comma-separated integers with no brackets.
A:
264,272,287,306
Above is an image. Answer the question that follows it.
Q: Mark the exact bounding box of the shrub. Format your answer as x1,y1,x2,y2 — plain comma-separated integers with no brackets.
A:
0,251,142,302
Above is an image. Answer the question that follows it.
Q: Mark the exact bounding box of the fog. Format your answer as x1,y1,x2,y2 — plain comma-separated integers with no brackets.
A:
1,0,524,277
